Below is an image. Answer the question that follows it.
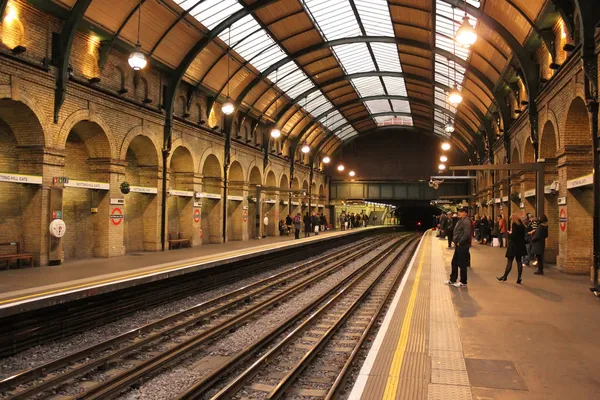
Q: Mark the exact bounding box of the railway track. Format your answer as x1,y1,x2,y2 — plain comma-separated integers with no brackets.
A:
178,233,419,400
0,234,398,400
0,229,380,359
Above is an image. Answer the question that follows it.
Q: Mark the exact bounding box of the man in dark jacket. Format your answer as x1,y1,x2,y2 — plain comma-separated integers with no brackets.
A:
311,213,320,235
303,212,311,237
445,207,471,287
439,212,448,239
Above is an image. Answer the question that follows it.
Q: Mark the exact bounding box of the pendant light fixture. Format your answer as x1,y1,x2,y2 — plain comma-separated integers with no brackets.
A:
337,164,345,172
222,26,234,115
455,0,477,48
440,155,448,162
270,68,281,138
447,6,463,106
439,164,447,171
349,170,356,177
322,156,331,164
128,0,147,71
444,119,455,134
301,143,310,153
441,142,451,151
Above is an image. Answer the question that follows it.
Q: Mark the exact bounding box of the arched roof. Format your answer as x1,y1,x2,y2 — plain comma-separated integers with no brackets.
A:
57,0,569,157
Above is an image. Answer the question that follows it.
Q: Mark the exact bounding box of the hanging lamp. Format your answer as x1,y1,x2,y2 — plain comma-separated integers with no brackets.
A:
444,119,455,134
222,26,234,115
322,156,331,164
441,142,451,151
301,143,310,153
447,6,462,106
128,0,147,70
455,0,477,48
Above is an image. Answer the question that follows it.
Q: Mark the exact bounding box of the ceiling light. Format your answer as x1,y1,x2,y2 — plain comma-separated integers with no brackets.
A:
301,143,310,153
448,84,463,106
441,142,451,151
349,171,356,177
322,156,331,164
440,155,448,162
444,120,455,134
222,99,235,115
337,164,345,171
439,164,446,170
455,15,477,48
129,0,147,71
270,128,281,138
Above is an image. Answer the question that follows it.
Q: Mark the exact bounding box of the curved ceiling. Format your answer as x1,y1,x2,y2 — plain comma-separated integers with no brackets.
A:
55,0,557,156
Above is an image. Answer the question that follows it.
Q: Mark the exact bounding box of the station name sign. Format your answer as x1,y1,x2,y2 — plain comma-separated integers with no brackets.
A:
65,180,110,190
0,172,42,185
130,185,158,194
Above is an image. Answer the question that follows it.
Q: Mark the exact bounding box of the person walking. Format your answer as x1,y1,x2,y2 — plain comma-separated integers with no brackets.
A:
497,214,527,284
480,215,490,245
445,207,471,288
446,212,455,248
303,212,311,238
531,214,549,275
293,213,301,239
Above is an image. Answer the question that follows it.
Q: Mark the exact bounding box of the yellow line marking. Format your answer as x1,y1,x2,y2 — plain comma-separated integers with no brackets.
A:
381,235,428,400
0,229,361,306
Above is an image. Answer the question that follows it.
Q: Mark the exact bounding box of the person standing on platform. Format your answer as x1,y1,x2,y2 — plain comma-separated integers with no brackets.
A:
500,213,508,248
524,215,538,266
311,212,320,235
531,215,548,275
263,212,269,239
439,212,448,239
445,207,471,288
497,214,527,284
473,214,481,242
303,212,311,238
339,212,346,231
319,213,327,231
286,214,293,234
447,212,457,248
293,213,302,239
480,215,490,245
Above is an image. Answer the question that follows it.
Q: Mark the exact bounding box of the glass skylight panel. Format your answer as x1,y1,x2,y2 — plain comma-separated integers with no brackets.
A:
355,0,395,37
333,43,376,74
365,99,392,114
352,77,386,98
321,111,347,131
302,0,361,40
268,62,315,99
382,77,408,97
284,78,315,99
391,99,411,114
182,0,243,30
370,43,402,71
337,125,358,140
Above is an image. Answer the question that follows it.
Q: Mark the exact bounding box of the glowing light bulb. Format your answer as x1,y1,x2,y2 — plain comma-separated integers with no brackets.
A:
441,142,451,151
455,15,477,48
448,85,463,106
128,45,147,71
322,156,331,164
439,164,446,170
349,171,356,177
337,164,345,172
440,155,448,162
270,128,281,138
301,143,310,153
444,121,455,134
221,100,235,115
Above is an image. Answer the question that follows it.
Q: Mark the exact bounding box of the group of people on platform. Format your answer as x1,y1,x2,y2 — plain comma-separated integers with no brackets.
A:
436,209,548,288
280,212,329,239
339,211,369,230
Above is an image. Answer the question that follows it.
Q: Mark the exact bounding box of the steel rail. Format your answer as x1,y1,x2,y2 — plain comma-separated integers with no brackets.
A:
1,236,384,398
175,234,415,399
73,235,399,399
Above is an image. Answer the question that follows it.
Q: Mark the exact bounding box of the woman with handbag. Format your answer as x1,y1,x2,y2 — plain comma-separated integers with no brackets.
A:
497,214,528,284
531,215,549,275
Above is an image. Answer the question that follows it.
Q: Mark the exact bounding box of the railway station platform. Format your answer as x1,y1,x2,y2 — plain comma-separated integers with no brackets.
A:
0,226,388,317
350,231,600,400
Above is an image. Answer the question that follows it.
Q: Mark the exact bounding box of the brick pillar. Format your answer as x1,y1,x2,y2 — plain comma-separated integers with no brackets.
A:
16,146,53,266
557,147,593,274
521,172,536,216
226,181,244,242
88,158,124,258
543,161,559,263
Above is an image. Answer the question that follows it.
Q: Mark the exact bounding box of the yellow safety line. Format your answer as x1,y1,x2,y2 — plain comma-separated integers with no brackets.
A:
0,229,358,306
381,235,428,400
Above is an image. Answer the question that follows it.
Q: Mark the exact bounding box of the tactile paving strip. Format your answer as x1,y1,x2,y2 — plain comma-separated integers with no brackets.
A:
427,234,472,400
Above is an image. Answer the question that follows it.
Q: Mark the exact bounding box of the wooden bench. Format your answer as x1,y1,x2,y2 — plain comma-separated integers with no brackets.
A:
0,242,34,269
167,233,191,250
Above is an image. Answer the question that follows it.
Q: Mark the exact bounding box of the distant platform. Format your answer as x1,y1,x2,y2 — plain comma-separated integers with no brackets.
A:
0,226,391,317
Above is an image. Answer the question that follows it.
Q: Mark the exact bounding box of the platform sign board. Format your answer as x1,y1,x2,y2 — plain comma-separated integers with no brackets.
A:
494,198,501,204
65,180,109,190
169,189,194,197
0,172,42,185
130,185,158,194
265,199,276,204
228,195,244,201
524,189,536,198
202,192,221,200
559,207,567,232
291,201,299,206
567,173,593,190
501,196,508,203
